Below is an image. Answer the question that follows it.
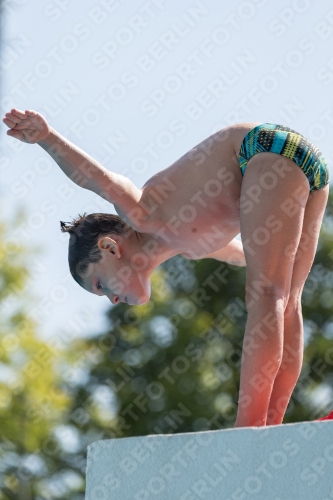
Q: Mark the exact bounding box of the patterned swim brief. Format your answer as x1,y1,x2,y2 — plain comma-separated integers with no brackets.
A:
238,123,330,191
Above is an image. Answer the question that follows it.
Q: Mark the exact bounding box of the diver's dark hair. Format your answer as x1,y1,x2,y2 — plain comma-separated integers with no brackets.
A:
60,213,129,287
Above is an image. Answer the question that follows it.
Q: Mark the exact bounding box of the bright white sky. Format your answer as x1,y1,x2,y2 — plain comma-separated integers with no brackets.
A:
1,0,333,340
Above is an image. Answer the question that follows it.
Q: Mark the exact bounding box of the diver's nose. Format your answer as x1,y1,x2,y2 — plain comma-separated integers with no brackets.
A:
110,295,119,305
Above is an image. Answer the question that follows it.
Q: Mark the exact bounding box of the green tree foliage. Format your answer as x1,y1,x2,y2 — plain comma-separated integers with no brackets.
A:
0,211,81,500
3,189,333,498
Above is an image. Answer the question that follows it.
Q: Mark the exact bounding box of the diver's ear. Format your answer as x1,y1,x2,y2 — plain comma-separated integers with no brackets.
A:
97,236,121,258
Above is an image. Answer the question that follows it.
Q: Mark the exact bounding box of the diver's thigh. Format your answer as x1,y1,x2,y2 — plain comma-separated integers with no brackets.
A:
240,152,310,301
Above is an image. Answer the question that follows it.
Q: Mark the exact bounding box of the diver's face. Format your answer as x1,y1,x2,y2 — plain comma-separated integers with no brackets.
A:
81,236,151,305
82,259,151,305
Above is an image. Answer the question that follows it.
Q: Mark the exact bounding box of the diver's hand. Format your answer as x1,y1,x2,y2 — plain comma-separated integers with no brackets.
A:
2,108,51,143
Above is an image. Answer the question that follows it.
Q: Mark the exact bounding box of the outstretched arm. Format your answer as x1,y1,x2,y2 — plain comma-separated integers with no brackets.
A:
202,237,246,267
3,108,144,227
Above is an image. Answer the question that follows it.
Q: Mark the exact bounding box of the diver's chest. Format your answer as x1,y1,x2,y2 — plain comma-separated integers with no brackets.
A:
163,203,239,258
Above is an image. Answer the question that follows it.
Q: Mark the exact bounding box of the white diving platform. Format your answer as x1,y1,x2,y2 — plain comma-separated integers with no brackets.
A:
85,421,333,499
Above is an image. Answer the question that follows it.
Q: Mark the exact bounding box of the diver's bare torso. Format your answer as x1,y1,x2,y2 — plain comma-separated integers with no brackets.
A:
118,122,261,259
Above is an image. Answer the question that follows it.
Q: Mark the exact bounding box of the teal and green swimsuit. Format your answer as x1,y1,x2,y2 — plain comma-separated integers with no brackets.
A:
238,123,330,191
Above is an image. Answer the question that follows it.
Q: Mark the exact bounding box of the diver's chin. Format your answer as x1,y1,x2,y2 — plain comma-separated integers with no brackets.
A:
136,294,150,305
